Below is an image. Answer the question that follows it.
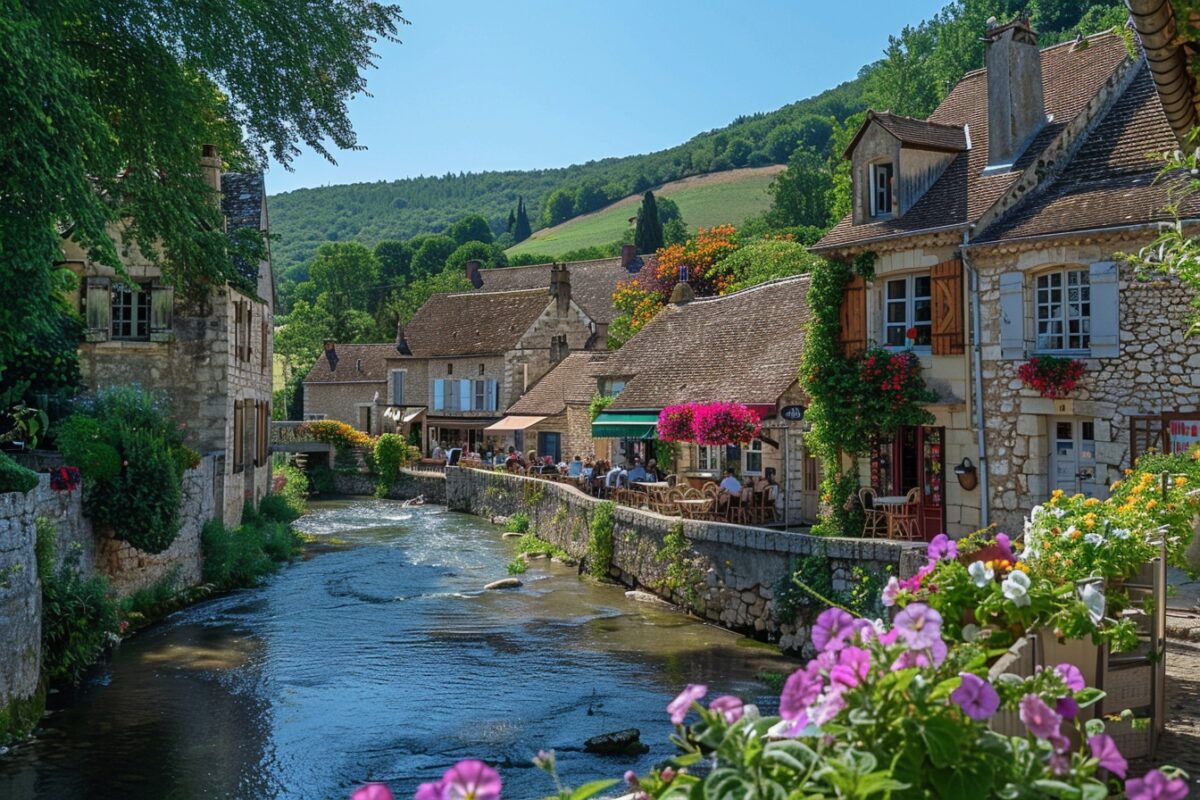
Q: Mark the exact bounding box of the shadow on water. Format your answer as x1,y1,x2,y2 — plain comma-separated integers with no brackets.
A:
0,499,794,800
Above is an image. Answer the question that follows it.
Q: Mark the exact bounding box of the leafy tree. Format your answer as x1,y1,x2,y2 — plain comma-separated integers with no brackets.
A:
826,112,866,223
384,268,472,326
409,234,458,279
797,115,835,152
307,241,381,330
725,138,753,167
513,197,532,243
448,214,493,246
374,240,413,284
866,24,942,118
766,126,803,163
574,179,610,215
656,196,683,225
0,0,407,394
767,146,835,228
542,188,576,227
445,241,508,275
274,300,334,376
663,217,689,246
634,191,664,253
719,239,822,291
506,208,516,233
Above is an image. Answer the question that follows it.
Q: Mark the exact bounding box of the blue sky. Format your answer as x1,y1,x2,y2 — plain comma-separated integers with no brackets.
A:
268,0,949,195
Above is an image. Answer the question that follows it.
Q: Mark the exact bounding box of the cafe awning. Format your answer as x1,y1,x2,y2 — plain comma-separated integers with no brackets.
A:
591,410,659,439
483,415,546,433
384,406,426,424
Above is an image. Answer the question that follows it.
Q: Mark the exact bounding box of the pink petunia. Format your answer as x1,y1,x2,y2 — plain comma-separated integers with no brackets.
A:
667,684,707,725
1018,694,1062,741
829,646,871,689
708,695,745,724
351,784,393,800
1055,663,1085,692
892,603,943,651
412,782,444,800
812,607,856,653
442,760,501,800
950,673,1000,721
1089,734,1127,779
1125,769,1188,800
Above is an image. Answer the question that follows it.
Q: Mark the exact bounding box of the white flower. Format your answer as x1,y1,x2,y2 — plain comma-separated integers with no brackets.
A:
1002,570,1031,607
1083,533,1103,546
961,623,980,642
1079,582,1106,624
968,560,994,588
1113,528,1131,540
1064,525,1078,538
1030,505,1045,520
1051,508,1066,519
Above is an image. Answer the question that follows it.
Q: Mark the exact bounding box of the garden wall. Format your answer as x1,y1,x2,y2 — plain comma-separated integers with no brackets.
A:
331,468,447,505
445,468,927,653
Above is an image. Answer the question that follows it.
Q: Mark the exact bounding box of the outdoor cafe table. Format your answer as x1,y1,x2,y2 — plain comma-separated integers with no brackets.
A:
676,498,713,519
874,495,912,539
633,481,669,490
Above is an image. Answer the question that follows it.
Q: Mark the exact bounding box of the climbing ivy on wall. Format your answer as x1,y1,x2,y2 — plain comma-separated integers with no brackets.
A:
587,501,615,579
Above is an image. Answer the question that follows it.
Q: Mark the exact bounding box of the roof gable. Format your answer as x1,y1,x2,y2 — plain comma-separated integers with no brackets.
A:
304,343,395,384
505,352,608,416
844,111,968,159
403,289,552,357
472,254,655,324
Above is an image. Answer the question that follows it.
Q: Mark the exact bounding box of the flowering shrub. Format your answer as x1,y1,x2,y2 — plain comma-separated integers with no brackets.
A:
1018,356,1086,399
692,401,762,445
48,465,81,492
655,404,695,443
297,419,375,450
860,348,931,413
1110,450,1200,575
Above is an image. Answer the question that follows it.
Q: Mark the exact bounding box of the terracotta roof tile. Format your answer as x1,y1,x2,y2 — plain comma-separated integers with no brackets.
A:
403,289,551,357
303,343,395,384
814,32,1130,252
505,352,608,416
598,276,811,410
472,254,655,324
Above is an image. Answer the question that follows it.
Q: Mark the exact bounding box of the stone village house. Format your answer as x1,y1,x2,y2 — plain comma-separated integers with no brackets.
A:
812,21,1200,537
65,146,275,526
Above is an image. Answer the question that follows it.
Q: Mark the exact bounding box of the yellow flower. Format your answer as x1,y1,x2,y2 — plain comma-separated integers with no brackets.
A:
1110,480,1123,491
1051,489,1065,498
1012,562,1029,573
1084,497,1101,507
1175,476,1188,488
1124,468,1134,476
1083,513,1098,530
1146,499,1158,510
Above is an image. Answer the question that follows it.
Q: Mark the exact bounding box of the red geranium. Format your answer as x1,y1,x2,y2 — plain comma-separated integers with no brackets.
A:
1018,357,1085,399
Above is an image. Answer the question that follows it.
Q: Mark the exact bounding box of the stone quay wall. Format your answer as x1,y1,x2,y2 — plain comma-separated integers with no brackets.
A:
331,468,448,505
445,467,925,653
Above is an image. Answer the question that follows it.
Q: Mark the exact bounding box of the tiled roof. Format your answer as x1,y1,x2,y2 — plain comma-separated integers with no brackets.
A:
303,343,395,384
472,254,655,324
221,172,265,285
505,352,608,416
976,64,1200,242
814,32,1131,252
844,111,968,157
598,276,811,410
403,289,551,357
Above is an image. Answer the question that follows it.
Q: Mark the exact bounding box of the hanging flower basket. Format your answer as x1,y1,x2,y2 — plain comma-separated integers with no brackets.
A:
1018,356,1085,399
656,404,696,442
692,401,762,446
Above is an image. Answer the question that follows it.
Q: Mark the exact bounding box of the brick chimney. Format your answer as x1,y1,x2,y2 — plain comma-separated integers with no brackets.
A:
549,263,571,316
465,259,483,288
395,321,411,356
984,17,1045,170
200,144,222,206
620,244,637,271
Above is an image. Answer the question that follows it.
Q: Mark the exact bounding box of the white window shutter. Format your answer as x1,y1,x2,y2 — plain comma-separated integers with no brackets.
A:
1088,261,1120,358
149,284,174,342
998,271,1025,359
85,277,111,342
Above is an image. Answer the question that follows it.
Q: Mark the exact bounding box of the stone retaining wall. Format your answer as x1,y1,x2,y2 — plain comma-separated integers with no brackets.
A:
446,467,926,653
330,468,447,505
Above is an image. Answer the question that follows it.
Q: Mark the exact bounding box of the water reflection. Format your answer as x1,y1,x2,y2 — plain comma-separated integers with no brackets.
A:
0,500,792,799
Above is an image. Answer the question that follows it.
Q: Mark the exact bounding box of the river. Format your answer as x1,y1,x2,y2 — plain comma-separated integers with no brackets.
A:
0,499,792,800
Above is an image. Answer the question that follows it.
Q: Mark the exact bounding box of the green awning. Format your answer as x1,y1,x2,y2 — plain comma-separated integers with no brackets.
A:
591,410,659,440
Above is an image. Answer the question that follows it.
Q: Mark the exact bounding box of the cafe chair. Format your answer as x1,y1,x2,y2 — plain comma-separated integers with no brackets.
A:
859,487,887,538
888,487,922,541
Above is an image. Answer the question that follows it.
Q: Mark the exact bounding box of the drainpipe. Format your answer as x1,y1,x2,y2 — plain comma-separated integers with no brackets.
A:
961,232,990,528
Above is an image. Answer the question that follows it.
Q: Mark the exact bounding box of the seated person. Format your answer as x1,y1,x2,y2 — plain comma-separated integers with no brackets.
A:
645,458,661,481
431,441,446,461
605,463,625,488
626,457,648,483
719,468,743,498
568,455,583,477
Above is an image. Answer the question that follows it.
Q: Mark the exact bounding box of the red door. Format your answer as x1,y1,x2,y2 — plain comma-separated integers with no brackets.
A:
870,426,945,541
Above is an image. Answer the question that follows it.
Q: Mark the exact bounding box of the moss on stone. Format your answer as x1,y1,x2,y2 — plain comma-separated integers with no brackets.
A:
0,679,47,745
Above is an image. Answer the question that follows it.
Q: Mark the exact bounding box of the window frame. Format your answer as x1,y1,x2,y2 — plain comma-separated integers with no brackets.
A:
110,281,152,341
742,438,764,475
1034,267,1091,354
869,161,894,218
696,445,722,472
881,272,932,351
389,369,407,406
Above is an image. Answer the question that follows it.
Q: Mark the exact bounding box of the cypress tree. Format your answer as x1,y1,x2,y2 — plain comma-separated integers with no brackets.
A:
513,196,532,243
633,191,664,253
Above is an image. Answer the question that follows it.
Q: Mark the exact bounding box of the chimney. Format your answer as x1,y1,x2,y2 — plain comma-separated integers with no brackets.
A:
619,244,637,272
590,322,609,350
669,264,694,306
200,144,222,200
465,259,483,288
549,263,571,316
395,322,411,356
984,17,1045,170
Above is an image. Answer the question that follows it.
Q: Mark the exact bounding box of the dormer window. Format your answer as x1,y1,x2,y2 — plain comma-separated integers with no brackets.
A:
870,162,894,217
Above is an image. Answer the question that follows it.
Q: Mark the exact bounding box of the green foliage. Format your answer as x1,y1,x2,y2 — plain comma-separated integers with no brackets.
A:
56,387,187,553
373,433,412,498
506,556,528,575
448,214,494,245
410,235,459,279
656,522,702,609
633,191,664,253
373,239,413,284
513,197,532,243
541,188,577,228
306,241,383,336
511,532,570,560
308,461,337,495
446,241,508,274
504,512,531,534
201,512,301,591
258,494,301,524
718,239,822,292
766,146,834,228
383,266,473,326
120,571,181,626
272,462,311,518
587,501,616,580
588,394,615,421
0,451,39,494
275,299,337,375
0,682,47,747
774,549,886,626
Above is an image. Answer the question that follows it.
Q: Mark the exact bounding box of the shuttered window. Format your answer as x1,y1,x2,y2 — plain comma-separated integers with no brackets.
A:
84,277,112,342
254,400,269,467
111,282,151,340
1034,268,1090,352
261,315,269,371
838,275,867,357
882,273,932,348
149,284,174,342
390,370,406,405
930,259,965,355
232,400,245,473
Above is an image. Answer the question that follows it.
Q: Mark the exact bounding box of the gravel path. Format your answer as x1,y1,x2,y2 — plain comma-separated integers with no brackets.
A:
1138,619,1200,793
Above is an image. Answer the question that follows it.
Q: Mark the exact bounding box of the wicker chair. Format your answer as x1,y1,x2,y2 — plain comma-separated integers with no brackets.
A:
754,484,779,525
859,487,888,538
887,487,923,541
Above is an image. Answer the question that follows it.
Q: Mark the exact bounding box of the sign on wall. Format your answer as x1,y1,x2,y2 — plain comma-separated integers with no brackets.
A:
780,405,805,421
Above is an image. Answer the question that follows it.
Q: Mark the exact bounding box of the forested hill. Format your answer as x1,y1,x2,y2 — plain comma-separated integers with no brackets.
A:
268,77,865,279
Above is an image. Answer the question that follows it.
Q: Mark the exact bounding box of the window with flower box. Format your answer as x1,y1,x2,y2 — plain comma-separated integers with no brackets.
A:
1035,268,1090,352
882,273,932,349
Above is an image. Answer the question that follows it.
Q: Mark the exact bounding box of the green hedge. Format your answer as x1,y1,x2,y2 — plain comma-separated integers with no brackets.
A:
0,451,38,494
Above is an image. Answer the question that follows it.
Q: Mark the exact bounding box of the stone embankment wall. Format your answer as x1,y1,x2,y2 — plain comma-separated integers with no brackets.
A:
0,455,218,731
445,468,925,653
330,468,448,505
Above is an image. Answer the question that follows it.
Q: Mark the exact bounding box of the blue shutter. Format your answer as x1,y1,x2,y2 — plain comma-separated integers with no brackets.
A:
487,379,499,411
999,271,1025,359
433,379,444,411
1088,261,1120,358
391,371,405,405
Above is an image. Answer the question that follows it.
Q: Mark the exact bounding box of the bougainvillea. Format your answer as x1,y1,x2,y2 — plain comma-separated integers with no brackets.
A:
656,404,696,442
1018,356,1085,399
692,402,762,446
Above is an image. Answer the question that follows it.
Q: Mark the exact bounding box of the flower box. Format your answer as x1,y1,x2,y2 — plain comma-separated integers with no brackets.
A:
987,634,1036,739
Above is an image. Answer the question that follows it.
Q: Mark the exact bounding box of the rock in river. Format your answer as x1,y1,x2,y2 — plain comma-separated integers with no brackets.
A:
584,728,649,755
484,578,523,590
625,590,671,607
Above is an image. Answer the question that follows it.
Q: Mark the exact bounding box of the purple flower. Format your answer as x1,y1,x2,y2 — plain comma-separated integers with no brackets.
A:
780,665,823,727
950,673,1000,721
927,533,957,562
668,683,707,725
1056,663,1085,692
351,785,394,800
413,783,443,800
830,646,871,689
1056,696,1079,720
442,760,501,800
807,686,846,725
881,577,901,607
1018,694,1062,741
891,637,946,670
1088,734,1127,779
1126,769,1188,800
709,695,745,724
892,603,943,650
623,770,640,788
1049,753,1070,775
995,532,1016,564
812,607,855,653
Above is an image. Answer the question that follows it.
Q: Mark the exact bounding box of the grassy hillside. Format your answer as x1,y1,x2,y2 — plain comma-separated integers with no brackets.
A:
506,166,783,257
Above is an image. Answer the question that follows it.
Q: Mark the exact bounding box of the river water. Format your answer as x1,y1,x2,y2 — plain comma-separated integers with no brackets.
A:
0,500,790,799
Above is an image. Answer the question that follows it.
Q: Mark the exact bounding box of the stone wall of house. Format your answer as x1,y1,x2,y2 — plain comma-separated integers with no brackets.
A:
446,467,924,653
506,302,594,408
222,287,274,525
975,246,1200,533
303,380,387,430
0,488,43,735
331,468,448,505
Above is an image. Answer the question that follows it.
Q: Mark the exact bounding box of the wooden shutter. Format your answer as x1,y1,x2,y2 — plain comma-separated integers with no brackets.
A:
233,301,243,361
838,275,867,358
1088,261,1120,358
254,401,269,467
998,271,1026,359
245,303,253,363
149,284,174,342
930,259,965,355
261,315,269,371
233,400,244,473
84,277,111,342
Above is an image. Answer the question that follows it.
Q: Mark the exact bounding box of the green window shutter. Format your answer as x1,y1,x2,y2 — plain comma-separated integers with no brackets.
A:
149,284,174,342
85,277,111,342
